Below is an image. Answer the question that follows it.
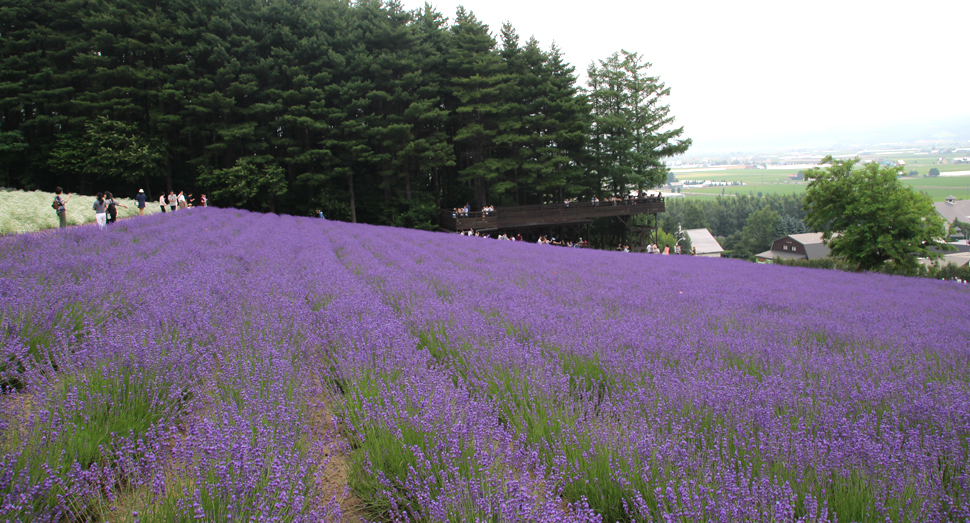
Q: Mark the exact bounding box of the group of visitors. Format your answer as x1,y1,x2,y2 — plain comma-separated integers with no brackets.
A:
591,192,658,206
52,186,207,230
53,187,130,230
460,229,591,248
643,243,694,255
457,232,694,254
451,192,664,218
538,236,588,247
158,191,206,212
460,229,493,238
93,191,129,229
451,203,498,217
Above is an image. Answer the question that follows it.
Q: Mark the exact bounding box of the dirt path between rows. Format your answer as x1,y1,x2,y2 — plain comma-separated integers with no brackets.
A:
310,392,367,523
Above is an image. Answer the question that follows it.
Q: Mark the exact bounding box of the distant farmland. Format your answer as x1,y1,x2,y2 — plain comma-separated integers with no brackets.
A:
673,166,970,201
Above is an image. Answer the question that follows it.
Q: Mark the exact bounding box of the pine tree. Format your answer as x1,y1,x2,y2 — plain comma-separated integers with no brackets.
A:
396,4,454,221
446,7,514,209
587,50,690,195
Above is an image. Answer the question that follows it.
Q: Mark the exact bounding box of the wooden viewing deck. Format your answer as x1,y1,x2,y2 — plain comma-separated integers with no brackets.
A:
439,197,665,232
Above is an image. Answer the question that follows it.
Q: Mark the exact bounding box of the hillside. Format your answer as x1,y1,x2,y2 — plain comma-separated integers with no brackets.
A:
1,208,968,521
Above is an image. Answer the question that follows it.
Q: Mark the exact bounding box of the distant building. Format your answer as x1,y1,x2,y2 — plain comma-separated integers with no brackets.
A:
879,159,906,167
934,196,970,225
756,233,830,262
683,228,723,257
919,252,970,269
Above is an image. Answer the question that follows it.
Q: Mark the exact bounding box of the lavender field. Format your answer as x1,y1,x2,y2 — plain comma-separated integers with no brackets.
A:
1,208,968,522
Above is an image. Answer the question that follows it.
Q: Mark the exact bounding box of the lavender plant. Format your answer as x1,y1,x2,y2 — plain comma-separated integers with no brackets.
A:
0,208,967,522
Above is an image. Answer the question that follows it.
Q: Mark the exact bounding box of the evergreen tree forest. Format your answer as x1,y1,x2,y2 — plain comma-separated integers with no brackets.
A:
0,0,690,228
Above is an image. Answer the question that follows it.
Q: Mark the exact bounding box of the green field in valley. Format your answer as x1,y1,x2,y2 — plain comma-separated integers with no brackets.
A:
682,183,806,198
676,169,799,183
673,167,970,202
898,163,970,176
904,179,970,201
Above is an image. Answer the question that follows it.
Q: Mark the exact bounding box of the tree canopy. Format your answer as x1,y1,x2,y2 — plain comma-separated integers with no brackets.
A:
803,157,947,273
660,193,807,240
587,51,690,195
0,0,690,228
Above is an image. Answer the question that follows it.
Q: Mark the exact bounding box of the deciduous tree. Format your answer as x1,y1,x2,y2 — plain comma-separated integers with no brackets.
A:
738,206,779,258
804,157,947,273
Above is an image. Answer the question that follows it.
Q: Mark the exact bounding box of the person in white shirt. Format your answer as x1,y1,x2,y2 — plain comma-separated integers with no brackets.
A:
92,193,108,229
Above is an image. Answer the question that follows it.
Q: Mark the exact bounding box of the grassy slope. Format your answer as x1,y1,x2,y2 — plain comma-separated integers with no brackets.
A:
0,190,161,235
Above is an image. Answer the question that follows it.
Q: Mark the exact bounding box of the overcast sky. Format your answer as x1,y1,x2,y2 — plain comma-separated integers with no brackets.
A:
398,0,970,152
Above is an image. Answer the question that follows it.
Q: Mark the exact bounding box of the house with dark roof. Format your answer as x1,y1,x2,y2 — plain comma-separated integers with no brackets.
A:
756,233,830,262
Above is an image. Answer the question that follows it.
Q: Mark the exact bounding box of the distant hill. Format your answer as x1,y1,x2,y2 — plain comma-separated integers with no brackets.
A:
692,115,970,155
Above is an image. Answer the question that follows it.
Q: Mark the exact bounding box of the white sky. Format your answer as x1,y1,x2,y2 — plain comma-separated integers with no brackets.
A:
399,0,970,151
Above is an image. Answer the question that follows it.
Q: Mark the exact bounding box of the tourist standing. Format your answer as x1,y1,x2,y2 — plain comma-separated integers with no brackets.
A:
104,191,127,224
92,192,108,229
177,191,187,209
158,193,166,213
53,187,71,228
168,191,177,212
104,191,128,223
200,194,207,207
136,189,147,215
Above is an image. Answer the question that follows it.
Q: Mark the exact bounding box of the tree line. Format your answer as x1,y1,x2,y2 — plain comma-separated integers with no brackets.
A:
0,0,689,228
657,193,808,258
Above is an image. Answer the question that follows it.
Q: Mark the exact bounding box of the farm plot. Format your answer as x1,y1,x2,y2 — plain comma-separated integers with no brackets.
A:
1,208,968,522
902,175,970,202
